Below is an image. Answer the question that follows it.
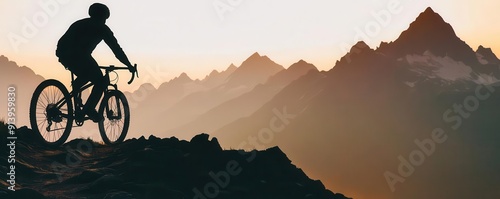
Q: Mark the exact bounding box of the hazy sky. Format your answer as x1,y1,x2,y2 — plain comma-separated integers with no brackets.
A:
1,0,500,91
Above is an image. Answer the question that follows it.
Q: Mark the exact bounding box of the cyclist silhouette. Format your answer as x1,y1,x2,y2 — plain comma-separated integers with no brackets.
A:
56,3,135,122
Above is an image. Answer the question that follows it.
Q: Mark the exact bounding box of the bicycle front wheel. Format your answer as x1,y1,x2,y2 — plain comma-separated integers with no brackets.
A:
98,90,130,145
30,79,73,146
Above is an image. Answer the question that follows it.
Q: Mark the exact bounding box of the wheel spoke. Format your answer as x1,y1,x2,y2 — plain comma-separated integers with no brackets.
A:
48,86,54,103
115,121,122,140
41,90,49,104
57,91,63,104
51,86,56,103
37,119,46,127
37,100,47,108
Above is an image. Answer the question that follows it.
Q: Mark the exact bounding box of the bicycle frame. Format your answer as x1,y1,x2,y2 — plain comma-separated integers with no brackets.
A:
53,65,136,122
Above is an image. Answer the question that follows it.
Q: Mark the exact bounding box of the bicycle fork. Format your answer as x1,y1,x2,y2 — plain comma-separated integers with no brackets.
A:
105,94,122,120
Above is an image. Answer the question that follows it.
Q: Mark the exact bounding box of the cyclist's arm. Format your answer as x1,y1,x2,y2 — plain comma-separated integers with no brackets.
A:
103,26,133,68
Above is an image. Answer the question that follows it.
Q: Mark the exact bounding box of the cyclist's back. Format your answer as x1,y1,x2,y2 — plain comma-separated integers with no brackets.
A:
58,18,109,58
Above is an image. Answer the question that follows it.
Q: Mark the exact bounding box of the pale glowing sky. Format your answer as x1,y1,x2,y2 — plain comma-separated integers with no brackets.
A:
1,0,500,91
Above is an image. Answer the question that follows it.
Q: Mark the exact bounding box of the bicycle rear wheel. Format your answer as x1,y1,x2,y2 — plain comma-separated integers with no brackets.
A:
30,79,73,146
98,90,130,145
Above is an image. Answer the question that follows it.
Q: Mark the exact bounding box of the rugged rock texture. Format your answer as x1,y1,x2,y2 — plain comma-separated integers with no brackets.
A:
0,125,349,199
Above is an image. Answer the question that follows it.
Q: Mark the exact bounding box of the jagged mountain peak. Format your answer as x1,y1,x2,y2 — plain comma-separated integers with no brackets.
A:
476,45,500,64
477,45,497,55
209,69,220,76
297,59,307,64
334,41,376,66
226,63,238,71
411,7,454,35
378,7,479,65
178,72,191,79
169,72,192,84
289,59,318,72
249,52,261,59
349,41,373,54
200,63,238,88
242,52,275,65
236,52,283,71
205,63,238,80
423,6,435,13
125,83,156,96
225,52,284,87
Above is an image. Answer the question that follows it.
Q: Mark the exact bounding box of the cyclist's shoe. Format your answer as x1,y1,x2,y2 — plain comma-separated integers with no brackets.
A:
86,109,103,123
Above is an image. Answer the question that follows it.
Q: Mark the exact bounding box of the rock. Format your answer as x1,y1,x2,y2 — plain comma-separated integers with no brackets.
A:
189,133,222,153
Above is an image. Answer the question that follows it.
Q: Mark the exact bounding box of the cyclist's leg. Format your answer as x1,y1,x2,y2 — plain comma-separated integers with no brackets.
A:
72,77,88,93
59,57,89,92
78,57,107,114
60,56,106,122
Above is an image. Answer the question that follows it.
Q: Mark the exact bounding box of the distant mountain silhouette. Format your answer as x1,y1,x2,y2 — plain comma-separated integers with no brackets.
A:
269,59,318,85
151,72,199,109
130,52,287,138
128,64,235,116
124,82,156,97
172,72,193,84
225,52,284,89
159,52,283,128
123,83,157,108
172,60,318,138
201,64,237,88
0,55,45,126
0,124,350,199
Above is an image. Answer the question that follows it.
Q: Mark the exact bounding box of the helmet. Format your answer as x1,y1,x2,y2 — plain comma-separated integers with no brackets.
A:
89,3,110,19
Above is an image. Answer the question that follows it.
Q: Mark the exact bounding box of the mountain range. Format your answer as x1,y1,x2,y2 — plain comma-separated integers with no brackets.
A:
3,6,500,199
214,7,500,199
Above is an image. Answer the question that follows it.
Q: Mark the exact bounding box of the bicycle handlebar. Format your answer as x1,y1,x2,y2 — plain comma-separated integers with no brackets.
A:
127,64,139,84
99,64,139,84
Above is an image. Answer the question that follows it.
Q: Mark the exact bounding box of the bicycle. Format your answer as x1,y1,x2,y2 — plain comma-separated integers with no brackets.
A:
29,64,138,146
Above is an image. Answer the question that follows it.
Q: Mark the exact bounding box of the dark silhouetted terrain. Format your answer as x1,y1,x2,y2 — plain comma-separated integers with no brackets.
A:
0,124,349,199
